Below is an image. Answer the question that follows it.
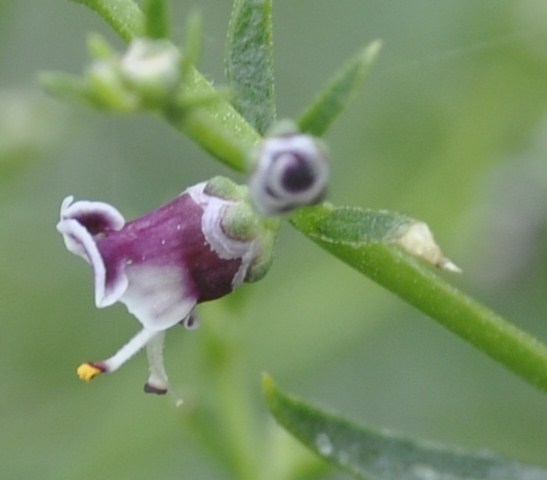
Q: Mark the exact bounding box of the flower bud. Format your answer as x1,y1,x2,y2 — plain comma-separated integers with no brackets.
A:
87,60,138,112
120,38,181,104
249,126,329,216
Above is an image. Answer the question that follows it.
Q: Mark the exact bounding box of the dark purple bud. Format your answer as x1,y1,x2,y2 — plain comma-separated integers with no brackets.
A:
249,129,329,216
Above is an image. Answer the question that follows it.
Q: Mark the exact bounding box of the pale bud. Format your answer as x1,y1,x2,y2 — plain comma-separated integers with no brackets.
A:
120,39,181,103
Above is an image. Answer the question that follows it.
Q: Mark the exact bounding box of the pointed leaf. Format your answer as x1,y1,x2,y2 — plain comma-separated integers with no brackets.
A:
39,72,97,107
264,375,547,480
180,11,204,82
298,41,381,137
226,0,276,134
290,205,547,394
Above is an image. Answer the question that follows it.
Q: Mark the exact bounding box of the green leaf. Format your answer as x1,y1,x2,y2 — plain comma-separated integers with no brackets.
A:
143,0,169,39
86,33,115,60
298,41,381,137
263,375,547,480
69,0,145,42
226,0,276,135
39,71,97,107
290,204,547,394
180,10,204,82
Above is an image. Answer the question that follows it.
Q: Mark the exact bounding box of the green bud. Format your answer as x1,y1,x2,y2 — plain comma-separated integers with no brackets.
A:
86,60,138,112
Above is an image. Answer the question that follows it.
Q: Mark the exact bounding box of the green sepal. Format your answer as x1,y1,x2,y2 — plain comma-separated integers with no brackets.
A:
39,72,99,108
87,32,115,60
263,375,547,480
180,11,204,83
204,175,248,201
225,0,276,135
298,40,381,137
143,0,169,39
204,176,280,282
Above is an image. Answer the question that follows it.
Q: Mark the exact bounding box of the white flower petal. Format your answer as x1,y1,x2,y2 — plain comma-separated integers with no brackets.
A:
120,264,196,331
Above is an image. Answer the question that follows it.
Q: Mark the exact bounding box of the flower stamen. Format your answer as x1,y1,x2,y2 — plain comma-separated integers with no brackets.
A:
144,331,169,395
76,362,105,382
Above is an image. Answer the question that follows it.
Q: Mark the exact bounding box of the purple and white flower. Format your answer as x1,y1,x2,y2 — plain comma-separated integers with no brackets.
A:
249,124,329,216
57,176,278,394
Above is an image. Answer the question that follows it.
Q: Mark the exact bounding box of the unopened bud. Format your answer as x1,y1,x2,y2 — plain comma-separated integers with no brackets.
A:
120,39,181,103
249,124,329,216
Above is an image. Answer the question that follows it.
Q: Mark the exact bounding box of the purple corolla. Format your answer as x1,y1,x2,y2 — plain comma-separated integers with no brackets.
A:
57,176,279,394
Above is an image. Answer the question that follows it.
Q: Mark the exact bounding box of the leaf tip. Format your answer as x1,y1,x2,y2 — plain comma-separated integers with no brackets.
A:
362,39,383,62
396,221,462,273
261,372,277,400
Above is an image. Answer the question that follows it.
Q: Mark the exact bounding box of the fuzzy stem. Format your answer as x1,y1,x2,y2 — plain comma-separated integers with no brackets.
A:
163,67,260,172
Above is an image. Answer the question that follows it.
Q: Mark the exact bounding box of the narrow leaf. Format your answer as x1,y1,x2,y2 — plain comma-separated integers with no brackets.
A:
39,72,97,107
180,11,204,82
226,0,276,134
298,40,381,137
143,0,169,39
264,375,547,480
69,0,145,42
290,204,547,394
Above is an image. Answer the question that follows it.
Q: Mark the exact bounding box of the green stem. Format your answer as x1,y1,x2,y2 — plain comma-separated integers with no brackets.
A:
164,67,260,173
292,215,547,393
201,320,261,480
370,246,547,393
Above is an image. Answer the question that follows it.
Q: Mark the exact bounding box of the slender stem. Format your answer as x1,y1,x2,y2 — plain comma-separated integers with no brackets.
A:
296,227,547,394
372,246,547,393
200,320,261,480
164,67,260,172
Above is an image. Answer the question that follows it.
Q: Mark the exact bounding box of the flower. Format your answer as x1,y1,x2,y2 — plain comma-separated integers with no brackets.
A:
249,122,329,216
57,176,279,394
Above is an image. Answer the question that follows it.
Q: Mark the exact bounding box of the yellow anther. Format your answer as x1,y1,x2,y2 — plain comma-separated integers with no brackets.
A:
77,363,103,382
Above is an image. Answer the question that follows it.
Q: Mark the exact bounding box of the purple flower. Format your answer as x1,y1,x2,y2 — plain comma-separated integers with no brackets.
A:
57,177,278,394
249,122,329,216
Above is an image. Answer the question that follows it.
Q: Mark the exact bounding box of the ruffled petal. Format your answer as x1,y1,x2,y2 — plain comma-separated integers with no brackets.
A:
57,197,129,307
60,196,125,234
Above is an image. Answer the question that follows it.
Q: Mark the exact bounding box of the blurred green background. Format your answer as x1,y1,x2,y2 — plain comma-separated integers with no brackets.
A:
2,1,547,479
